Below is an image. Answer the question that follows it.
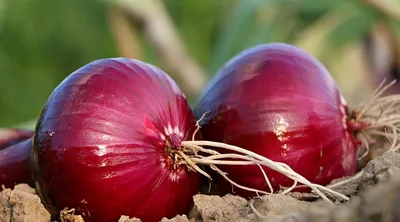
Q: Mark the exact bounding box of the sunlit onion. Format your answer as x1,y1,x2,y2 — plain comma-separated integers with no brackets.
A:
193,43,391,197
32,58,200,222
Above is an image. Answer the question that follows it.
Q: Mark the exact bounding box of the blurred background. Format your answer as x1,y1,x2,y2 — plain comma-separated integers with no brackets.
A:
0,0,399,128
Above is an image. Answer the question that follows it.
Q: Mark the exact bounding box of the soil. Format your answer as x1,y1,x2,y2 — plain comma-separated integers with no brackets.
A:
2,151,400,222
0,183,50,222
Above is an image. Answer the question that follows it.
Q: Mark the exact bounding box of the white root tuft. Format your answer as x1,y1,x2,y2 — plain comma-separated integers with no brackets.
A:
354,79,400,153
181,140,349,204
177,110,350,204
321,79,400,189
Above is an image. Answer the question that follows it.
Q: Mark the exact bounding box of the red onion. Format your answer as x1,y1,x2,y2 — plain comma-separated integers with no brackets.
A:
0,136,33,189
32,58,200,222
192,43,396,198
0,128,33,149
0,128,34,188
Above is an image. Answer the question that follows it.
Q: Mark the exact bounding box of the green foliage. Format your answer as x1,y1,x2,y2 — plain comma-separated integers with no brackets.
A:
165,0,231,70
0,0,116,127
326,1,381,47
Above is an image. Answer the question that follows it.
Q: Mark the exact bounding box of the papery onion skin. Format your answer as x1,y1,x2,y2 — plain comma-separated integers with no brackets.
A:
194,43,357,197
32,58,200,222
0,138,34,188
0,128,34,149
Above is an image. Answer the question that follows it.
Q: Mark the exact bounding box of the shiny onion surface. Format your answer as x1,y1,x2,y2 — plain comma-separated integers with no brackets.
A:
194,43,357,197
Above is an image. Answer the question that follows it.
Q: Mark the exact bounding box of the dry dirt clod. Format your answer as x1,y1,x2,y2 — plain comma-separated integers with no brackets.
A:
160,215,191,222
189,193,312,222
189,194,249,222
118,215,141,222
287,191,319,201
0,183,51,222
360,150,400,188
60,208,85,222
118,215,191,222
325,150,400,199
326,175,362,198
303,173,400,222
250,194,313,216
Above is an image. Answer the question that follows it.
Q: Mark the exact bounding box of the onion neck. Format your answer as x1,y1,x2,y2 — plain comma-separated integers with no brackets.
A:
346,119,365,146
165,134,184,170
164,134,211,178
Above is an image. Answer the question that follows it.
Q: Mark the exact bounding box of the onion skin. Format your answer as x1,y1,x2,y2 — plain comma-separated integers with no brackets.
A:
194,43,357,197
0,128,34,188
0,128,34,149
32,58,200,222
0,138,34,188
